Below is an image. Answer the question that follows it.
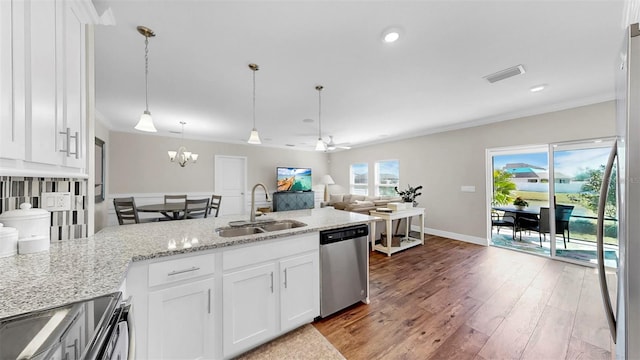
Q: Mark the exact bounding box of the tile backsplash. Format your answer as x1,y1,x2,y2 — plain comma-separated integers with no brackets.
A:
0,176,87,241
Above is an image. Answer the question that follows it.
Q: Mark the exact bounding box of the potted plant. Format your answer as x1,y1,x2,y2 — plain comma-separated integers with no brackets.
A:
394,184,423,207
513,196,528,210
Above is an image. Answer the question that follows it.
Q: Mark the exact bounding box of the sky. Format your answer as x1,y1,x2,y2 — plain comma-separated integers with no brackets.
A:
494,146,612,178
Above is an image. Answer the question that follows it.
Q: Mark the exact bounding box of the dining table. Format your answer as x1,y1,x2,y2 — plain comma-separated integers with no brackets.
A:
492,205,540,224
137,203,186,220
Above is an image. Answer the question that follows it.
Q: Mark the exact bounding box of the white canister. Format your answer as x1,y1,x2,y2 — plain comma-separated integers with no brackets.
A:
0,203,51,241
0,223,19,258
18,235,50,254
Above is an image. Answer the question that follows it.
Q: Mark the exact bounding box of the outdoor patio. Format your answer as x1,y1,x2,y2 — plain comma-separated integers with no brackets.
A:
491,228,619,268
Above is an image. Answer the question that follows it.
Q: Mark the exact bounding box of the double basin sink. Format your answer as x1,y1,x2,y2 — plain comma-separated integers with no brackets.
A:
216,219,307,237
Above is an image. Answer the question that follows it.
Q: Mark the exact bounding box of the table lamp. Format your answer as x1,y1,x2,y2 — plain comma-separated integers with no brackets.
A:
321,175,335,202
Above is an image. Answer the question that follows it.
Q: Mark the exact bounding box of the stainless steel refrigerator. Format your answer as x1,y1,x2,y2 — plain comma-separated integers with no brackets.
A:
597,22,640,359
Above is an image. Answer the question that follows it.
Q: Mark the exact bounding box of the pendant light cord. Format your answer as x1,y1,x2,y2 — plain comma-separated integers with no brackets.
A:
252,68,256,129
144,36,150,112
318,87,322,139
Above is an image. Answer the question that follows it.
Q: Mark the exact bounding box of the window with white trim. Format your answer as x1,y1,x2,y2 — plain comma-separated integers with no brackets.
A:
350,163,368,195
375,160,399,196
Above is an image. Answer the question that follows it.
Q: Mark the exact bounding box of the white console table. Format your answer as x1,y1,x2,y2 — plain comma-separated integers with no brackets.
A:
369,208,425,256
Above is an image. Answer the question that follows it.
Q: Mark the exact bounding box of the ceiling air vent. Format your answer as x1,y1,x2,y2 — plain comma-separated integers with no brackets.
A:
483,64,526,83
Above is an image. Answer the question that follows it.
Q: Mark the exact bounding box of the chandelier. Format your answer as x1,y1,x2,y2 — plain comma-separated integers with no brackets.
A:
168,122,199,167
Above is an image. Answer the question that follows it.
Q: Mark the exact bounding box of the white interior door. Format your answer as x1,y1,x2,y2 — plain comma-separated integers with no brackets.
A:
215,155,246,215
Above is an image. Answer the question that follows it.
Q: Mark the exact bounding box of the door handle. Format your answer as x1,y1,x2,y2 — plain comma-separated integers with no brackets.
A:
596,141,617,341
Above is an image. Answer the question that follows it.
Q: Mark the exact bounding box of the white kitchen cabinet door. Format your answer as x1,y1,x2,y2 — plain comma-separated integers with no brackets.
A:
57,0,86,169
28,0,61,166
0,0,26,161
280,252,320,333
148,277,216,360
223,262,277,358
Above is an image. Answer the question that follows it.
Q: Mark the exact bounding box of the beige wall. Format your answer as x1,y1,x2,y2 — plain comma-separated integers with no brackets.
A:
108,131,329,194
104,101,615,243
328,101,616,243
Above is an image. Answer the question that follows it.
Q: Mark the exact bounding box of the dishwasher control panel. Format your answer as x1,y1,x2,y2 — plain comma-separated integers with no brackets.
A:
320,224,369,244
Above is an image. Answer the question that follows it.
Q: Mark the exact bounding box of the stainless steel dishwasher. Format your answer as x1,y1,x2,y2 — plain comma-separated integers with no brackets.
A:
319,224,369,318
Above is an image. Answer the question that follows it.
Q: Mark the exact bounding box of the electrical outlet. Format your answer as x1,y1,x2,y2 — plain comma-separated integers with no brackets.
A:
41,192,72,211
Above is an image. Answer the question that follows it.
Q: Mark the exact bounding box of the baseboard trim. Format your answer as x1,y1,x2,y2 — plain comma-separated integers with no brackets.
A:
420,226,488,246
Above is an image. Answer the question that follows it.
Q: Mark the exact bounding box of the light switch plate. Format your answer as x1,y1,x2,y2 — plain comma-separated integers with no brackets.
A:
41,192,72,211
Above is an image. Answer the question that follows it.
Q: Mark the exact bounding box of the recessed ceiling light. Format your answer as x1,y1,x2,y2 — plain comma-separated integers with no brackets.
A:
530,84,547,92
381,27,402,43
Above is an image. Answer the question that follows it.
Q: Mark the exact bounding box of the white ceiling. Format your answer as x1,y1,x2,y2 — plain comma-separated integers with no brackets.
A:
93,0,628,150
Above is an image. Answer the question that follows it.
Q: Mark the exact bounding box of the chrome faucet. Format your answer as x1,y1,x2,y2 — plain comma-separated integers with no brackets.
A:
250,183,272,223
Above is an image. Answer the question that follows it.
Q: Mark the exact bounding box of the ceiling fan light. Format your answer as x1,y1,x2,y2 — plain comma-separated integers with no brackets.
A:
248,128,262,144
135,111,157,132
315,138,326,151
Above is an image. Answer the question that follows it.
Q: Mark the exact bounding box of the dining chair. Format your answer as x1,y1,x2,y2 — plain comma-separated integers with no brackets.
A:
114,197,160,225
113,197,140,225
184,198,210,219
164,194,187,204
209,195,222,217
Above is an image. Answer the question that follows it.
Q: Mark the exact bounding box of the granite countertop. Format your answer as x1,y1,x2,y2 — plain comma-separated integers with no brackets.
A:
0,208,376,319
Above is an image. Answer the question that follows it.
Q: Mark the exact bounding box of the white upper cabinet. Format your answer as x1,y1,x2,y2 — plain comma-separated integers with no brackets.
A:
0,0,26,161
1,0,96,177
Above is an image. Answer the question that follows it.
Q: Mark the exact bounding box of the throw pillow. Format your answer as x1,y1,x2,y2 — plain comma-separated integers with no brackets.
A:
329,194,344,204
350,195,366,202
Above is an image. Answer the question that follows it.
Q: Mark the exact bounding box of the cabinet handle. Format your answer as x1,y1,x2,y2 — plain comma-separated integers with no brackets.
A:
270,272,274,293
167,266,200,276
59,128,78,158
73,131,79,159
207,289,211,314
284,268,288,289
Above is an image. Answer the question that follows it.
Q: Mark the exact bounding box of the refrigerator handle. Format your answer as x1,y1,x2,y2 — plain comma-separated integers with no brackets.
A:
597,140,617,341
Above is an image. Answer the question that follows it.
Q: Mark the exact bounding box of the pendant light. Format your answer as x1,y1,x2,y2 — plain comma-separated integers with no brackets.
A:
315,85,326,151
247,63,261,144
134,26,157,132
168,122,199,167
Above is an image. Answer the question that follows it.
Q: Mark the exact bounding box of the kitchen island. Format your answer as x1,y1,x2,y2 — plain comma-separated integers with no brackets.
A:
0,208,376,319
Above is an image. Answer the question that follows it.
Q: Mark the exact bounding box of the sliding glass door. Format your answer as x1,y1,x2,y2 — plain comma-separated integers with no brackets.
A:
489,146,550,256
488,138,619,268
551,139,618,268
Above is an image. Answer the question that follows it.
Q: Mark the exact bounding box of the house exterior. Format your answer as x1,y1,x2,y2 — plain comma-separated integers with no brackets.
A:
504,163,572,184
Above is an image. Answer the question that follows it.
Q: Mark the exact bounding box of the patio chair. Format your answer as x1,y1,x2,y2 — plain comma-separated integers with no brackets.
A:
491,210,517,239
519,206,574,248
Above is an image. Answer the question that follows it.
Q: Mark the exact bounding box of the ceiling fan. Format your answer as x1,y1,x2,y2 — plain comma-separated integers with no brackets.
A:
324,136,351,151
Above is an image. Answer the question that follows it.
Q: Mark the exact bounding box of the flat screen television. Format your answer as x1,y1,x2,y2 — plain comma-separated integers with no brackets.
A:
277,167,312,192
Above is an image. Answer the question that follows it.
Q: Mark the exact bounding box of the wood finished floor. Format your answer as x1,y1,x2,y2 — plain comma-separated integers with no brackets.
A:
314,235,614,360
